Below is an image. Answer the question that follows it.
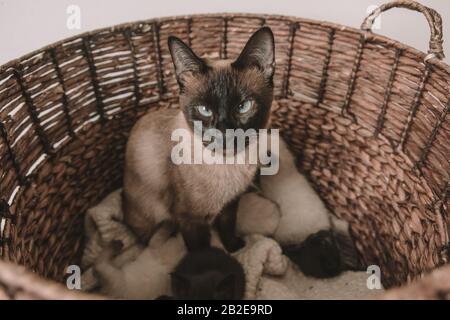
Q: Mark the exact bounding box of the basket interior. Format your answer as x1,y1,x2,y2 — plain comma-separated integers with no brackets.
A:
0,14,448,288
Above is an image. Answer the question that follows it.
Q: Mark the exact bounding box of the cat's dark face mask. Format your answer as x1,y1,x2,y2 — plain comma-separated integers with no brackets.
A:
168,27,275,149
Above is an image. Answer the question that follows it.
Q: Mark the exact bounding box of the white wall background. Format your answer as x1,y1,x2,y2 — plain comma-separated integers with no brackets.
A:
0,0,449,65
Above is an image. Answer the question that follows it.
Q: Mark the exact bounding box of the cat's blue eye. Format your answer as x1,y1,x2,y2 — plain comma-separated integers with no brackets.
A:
238,100,253,114
196,105,213,118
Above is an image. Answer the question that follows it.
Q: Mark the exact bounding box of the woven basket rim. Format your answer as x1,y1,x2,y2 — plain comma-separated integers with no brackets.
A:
0,12,449,74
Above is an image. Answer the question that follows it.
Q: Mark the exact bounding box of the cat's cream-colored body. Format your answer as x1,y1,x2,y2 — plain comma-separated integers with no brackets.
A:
123,108,257,241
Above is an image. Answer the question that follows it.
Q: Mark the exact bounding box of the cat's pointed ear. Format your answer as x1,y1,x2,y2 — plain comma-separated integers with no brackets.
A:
232,27,275,81
168,36,207,85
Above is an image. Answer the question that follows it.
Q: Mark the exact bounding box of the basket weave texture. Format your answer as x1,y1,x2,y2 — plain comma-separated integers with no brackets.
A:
0,1,448,299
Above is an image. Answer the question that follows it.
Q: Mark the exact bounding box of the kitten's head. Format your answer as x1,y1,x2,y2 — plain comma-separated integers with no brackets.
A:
171,247,246,300
168,27,275,141
171,271,243,300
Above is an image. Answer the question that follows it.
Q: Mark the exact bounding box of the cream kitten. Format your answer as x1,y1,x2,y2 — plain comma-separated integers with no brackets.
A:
94,221,185,299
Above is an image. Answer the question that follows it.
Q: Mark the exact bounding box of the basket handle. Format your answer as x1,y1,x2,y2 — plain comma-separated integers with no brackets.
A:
361,0,445,61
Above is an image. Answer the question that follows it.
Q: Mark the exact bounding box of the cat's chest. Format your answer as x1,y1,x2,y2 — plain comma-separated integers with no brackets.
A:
173,162,257,215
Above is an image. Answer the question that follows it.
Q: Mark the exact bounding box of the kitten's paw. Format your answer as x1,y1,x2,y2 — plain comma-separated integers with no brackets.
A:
181,221,211,251
283,230,343,278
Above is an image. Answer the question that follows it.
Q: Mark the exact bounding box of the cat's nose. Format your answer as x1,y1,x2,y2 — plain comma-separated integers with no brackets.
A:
215,122,228,135
216,119,234,133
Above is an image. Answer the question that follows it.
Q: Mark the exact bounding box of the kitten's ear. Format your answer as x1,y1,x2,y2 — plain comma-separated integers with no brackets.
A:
232,27,275,81
216,274,236,299
168,36,207,85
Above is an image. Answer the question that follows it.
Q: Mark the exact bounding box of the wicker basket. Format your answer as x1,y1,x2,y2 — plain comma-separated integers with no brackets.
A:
0,0,448,299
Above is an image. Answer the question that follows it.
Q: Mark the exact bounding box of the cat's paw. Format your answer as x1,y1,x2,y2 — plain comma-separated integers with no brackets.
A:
283,230,343,278
158,219,179,236
149,219,179,247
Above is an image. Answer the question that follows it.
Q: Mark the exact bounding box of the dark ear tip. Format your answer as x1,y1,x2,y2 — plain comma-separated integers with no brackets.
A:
167,36,182,49
259,26,273,34
256,26,274,40
167,36,175,45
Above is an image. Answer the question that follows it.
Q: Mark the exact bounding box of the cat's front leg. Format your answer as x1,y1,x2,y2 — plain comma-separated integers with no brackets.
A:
122,202,154,244
214,198,245,253
122,190,171,244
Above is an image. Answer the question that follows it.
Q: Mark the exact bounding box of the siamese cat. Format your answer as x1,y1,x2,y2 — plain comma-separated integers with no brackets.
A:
123,27,276,251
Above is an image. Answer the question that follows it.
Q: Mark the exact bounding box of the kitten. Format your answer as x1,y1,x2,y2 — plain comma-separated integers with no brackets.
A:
170,222,246,300
123,27,275,251
93,220,185,299
260,138,331,245
283,230,343,278
259,138,352,277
